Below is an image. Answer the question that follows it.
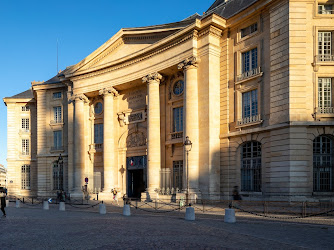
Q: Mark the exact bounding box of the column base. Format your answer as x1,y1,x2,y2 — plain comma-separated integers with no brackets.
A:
181,189,202,205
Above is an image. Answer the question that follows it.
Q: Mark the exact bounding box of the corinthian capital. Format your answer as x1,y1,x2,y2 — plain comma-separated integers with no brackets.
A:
68,94,89,104
142,72,162,84
177,56,199,70
99,87,119,97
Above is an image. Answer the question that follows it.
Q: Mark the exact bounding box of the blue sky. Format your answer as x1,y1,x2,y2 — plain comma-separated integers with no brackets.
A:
0,0,211,167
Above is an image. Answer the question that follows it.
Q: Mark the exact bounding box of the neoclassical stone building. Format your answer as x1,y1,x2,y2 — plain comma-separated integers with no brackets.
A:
4,0,334,201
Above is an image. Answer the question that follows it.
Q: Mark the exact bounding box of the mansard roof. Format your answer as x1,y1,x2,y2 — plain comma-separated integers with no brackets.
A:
206,0,259,19
7,88,34,99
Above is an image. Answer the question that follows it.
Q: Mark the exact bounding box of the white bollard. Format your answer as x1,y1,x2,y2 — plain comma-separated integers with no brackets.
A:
15,200,20,208
99,203,106,214
59,201,66,211
5,200,9,207
224,208,236,223
43,201,49,210
123,204,131,216
185,207,195,221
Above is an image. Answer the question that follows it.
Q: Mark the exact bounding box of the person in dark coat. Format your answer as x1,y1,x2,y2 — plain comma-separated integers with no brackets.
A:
0,188,6,217
232,186,242,200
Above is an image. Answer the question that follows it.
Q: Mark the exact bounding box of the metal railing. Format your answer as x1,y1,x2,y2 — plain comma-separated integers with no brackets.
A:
316,107,334,114
318,9,334,14
50,119,63,125
237,67,261,82
237,114,261,126
94,143,103,150
171,132,183,140
19,129,30,133
317,54,334,62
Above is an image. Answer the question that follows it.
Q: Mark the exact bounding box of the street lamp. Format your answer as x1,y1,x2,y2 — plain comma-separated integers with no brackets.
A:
184,136,192,206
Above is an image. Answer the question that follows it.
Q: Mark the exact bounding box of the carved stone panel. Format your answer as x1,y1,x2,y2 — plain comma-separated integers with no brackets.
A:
126,132,147,148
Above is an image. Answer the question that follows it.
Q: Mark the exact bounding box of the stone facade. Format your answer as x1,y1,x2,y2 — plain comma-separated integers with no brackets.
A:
0,164,6,188
3,0,334,201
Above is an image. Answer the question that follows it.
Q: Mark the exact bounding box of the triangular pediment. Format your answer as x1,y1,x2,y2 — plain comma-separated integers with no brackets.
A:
68,18,198,75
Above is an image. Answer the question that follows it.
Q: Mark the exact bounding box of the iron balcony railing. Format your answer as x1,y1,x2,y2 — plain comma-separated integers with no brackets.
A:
318,9,334,14
237,67,262,82
50,119,63,125
171,132,183,140
94,143,103,150
237,114,261,126
316,107,334,114
19,129,30,133
317,54,334,62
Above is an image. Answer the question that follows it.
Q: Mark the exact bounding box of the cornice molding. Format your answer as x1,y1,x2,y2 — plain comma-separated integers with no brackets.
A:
99,87,119,97
69,30,198,82
198,25,223,38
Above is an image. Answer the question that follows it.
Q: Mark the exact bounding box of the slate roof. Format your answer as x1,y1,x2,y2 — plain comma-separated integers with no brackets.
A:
7,88,34,99
205,0,259,19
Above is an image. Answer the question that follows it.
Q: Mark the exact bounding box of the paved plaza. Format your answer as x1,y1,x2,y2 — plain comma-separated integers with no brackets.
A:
0,202,333,249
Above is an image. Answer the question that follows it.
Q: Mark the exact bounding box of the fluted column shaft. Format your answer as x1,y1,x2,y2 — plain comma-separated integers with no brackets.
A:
142,73,162,193
178,57,200,193
99,87,118,192
72,94,88,195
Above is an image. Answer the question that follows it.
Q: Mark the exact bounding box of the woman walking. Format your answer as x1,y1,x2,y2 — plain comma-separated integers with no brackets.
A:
0,188,6,217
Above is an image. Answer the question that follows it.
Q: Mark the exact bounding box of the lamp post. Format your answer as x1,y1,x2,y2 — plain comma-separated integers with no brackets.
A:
184,136,192,206
57,154,64,196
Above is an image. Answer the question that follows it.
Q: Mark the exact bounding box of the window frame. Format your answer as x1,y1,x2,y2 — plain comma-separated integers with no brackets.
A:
21,164,31,190
22,139,30,156
52,92,62,100
53,161,63,191
53,106,62,123
21,118,30,131
173,160,183,191
53,130,62,150
94,123,104,144
172,106,183,133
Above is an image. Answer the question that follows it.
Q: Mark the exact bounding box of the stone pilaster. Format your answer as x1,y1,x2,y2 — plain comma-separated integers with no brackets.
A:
99,87,118,193
70,94,88,197
178,57,200,196
142,73,162,197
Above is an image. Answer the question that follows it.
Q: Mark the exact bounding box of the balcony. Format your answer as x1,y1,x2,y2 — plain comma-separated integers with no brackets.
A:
237,114,262,127
316,54,334,62
318,9,334,15
171,132,183,140
19,129,30,134
94,143,103,150
237,67,262,82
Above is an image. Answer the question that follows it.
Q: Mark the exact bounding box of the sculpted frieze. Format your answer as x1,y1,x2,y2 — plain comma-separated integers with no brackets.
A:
126,131,147,148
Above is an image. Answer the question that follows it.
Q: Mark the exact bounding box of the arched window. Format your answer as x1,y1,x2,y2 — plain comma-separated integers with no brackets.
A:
313,135,333,192
53,162,63,191
241,141,261,192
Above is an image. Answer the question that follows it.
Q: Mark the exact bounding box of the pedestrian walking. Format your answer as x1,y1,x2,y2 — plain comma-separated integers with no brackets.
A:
0,188,6,217
232,186,242,200
111,188,119,205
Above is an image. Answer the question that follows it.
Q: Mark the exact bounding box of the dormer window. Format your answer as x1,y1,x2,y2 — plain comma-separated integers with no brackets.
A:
241,23,258,38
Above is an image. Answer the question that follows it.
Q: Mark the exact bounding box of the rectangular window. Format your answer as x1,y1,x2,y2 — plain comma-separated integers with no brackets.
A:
22,139,29,155
318,78,332,108
173,107,183,132
241,23,258,38
53,92,62,99
21,106,30,112
21,118,29,131
173,161,183,191
21,165,31,190
242,48,258,73
53,131,62,149
242,89,258,119
318,31,332,61
94,124,104,144
53,106,62,123
318,4,333,14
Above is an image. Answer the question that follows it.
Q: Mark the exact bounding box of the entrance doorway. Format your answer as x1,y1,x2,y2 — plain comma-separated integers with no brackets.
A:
127,156,147,198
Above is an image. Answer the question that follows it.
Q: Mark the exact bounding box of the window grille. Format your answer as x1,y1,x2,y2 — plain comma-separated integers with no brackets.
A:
241,141,261,192
173,161,183,190
318,32,332,61
53,162,63,190
318,78,332,110
242,89,258,119
173,107,183,132
21,118,29,131
318,4,333,14
241,23,258,38
94,124,104,144
53,92,62,99
53,131,62,150
21,106,30,112
21,165,31,190
53,106,62,123
22,139,29,155
242,48,257,73
313,135,333,192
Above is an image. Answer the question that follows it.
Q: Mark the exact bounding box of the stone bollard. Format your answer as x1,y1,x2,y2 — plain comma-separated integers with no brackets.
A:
185,207,195,221
59,201,66,211
224,208,236,223
5,200,9,207
43,201,49,210
99,202,106,215
123,204,131,216
15,199,20,208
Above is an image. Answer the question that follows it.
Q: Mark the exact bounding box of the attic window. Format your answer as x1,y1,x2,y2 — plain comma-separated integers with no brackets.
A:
241,23,258,38
22,106,30,112
53,92,62,99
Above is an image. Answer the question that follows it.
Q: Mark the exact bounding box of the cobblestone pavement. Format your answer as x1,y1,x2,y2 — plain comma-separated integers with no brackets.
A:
0,203,333,250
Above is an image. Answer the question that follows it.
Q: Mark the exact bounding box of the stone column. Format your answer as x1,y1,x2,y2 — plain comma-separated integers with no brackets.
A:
142,73,162,196
99,87,118,193
71,94,89,197
178,57,200,195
